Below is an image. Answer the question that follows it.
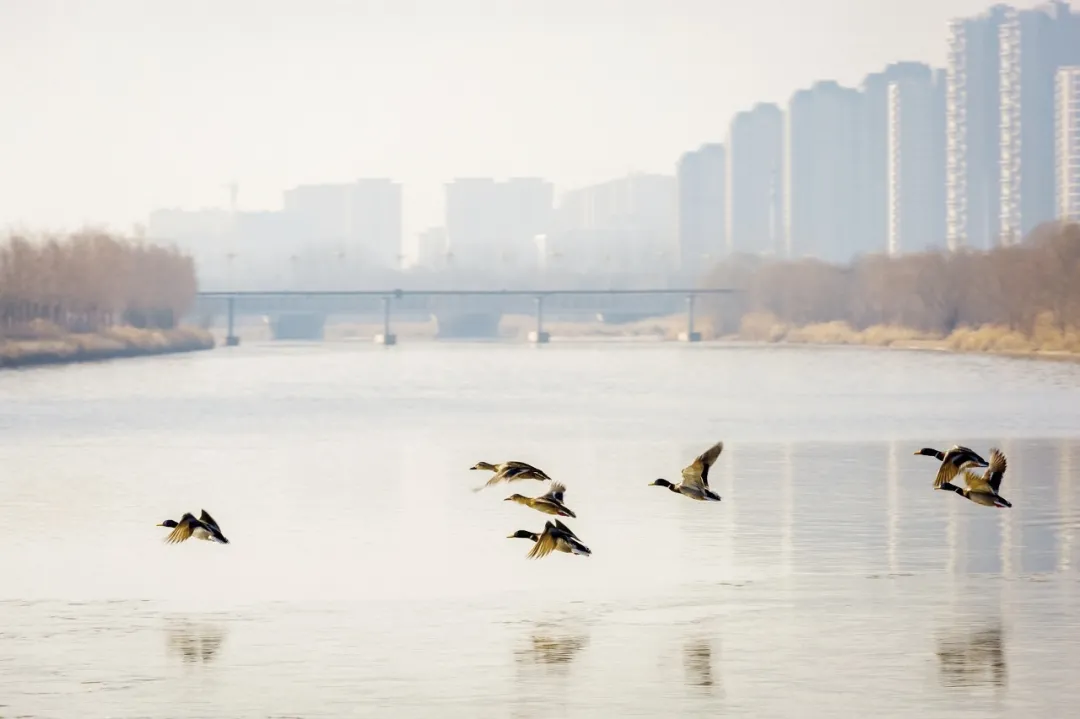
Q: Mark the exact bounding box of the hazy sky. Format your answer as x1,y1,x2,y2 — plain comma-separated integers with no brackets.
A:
0,0,1045,246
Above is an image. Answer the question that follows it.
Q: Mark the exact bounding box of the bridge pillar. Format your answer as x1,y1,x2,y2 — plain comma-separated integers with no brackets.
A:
528,295,550,344
374,295,397,345
225,296,240,346
678,294,702,342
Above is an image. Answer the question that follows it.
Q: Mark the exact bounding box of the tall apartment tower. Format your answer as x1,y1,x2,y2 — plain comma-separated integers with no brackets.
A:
676,143,727,270
999,2,1080,243
785,81,863,262
860,62,939,255
887,70,947,255
945,4,1010,250
1059,66,1080,221
726,103,784,256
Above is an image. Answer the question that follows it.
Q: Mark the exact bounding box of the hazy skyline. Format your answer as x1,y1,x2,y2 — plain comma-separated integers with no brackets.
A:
0,0,1051,251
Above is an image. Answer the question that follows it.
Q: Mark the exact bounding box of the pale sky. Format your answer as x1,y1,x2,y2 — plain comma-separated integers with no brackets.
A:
0,0,1045,244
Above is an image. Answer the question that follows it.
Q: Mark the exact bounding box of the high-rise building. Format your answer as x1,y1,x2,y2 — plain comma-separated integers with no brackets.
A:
497,178,554,270
785,81,863,262
415,227,449,269
945,5,1010,250
550,173,677,273
444,177,553,271
1059,66,1080,221
444,178,499,270
676,143,726,271
860,62,939,255
887,70,947,255
726,103,784,256
999,2,1080,243
283,179,403,268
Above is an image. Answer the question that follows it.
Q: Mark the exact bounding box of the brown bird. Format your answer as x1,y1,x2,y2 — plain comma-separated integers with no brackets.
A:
939,448,1012,508
508,519,591,559
504,481,577,518
914,445,990,489
158,510,229,544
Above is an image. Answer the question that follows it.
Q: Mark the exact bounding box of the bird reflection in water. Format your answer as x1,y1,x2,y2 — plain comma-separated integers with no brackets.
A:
514,628,588,674
166,620,227,664
683,637,721,694
936,624,1007,688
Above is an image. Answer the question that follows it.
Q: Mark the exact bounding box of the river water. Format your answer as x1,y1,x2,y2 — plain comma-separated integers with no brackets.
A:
1,341,1079,717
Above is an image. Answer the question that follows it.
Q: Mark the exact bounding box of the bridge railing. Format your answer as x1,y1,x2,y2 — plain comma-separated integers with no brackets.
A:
193,288,736,344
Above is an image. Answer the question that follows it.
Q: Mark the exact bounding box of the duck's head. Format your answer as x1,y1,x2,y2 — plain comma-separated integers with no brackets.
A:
504,494,528,504
649,478,675,488
157,519,178,528
913,448,939,457
471,461,496,471
508,530,538,541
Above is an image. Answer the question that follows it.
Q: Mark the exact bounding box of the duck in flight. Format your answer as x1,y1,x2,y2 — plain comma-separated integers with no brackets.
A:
914,445,989,488
504,481,576,518
471,460,552,490
508,519,591,559
938,448,1012,508
649,441,724,502
158,510,230,544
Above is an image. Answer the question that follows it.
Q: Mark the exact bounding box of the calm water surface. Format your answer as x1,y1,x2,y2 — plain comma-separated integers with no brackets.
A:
1,341,1079,717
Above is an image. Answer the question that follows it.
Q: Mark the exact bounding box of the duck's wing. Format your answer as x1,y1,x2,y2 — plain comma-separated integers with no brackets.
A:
199,509,220,531
933,461,959,489
541,481,568,503
983,449,1007,494
552,518,581,542
509,461,551,480
480,466,522,488
960,469,993,494
527,524,559,559
682,441,724,489
949,446,988,467
164,514,201,544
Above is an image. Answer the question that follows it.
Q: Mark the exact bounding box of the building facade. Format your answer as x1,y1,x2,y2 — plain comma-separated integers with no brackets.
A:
861,62,939,255
999,2,1080,243
283,178,403,269
676,143,726,271
726,103,784,256
1059,66,1080,221
887,70,947,255
785,81,863,262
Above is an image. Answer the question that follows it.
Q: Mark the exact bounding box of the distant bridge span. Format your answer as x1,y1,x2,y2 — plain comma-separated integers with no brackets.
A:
192,287,737,345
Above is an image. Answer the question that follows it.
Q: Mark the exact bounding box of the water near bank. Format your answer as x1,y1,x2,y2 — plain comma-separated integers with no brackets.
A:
1,342,1080,717
0,325,214,369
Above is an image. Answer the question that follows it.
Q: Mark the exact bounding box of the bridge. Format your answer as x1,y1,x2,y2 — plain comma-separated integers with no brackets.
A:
192,288,737,345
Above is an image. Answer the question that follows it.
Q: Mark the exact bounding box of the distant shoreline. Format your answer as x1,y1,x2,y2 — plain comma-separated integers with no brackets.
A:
730,313,1080,365
0,326,215,369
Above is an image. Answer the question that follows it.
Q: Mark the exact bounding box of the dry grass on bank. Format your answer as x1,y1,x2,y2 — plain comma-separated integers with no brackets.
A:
0,323,214,367
736,310,1080,358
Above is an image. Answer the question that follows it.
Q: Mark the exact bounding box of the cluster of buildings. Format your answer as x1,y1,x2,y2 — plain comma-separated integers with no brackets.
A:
149,2,1080,288
677,1,1080,267
149,180,404,288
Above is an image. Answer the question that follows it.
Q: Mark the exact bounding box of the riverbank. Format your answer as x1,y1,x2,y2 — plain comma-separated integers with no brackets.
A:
0,325,215,369
734,311,1080,363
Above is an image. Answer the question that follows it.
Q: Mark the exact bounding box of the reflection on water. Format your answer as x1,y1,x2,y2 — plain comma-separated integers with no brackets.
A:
936,624,1007,689
0,343,1080,716
515,628,588,670
682,637,717,690
165,620,227,664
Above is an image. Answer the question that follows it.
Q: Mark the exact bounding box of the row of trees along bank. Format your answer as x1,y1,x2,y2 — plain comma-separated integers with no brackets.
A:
0,231,197,337
703,222,1080,352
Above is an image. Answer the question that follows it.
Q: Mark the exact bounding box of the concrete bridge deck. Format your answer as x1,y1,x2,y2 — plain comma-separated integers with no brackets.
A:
193,288,736,345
